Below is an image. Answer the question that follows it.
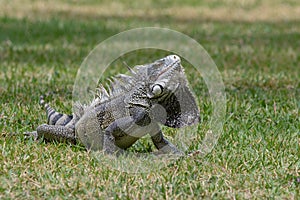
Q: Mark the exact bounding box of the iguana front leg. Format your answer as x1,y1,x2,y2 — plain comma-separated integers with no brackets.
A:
105,106,183,155
103,106,153,154
104,116,145,154
151,130,183,155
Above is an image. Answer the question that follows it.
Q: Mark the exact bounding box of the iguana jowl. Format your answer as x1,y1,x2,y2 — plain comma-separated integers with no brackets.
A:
28,55,200,155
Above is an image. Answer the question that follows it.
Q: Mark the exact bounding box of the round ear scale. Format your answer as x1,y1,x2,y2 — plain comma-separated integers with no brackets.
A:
151,84,163,96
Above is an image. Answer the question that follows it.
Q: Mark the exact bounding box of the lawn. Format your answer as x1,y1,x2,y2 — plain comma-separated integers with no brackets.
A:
0,0,299,199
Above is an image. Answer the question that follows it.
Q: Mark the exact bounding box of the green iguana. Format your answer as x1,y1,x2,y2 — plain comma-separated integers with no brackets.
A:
26,55,200,155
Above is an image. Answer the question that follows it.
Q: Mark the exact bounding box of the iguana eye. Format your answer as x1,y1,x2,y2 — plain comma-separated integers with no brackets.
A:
151,84,163,96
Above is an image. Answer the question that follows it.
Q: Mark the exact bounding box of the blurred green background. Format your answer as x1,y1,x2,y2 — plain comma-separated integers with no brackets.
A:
0,0,299,199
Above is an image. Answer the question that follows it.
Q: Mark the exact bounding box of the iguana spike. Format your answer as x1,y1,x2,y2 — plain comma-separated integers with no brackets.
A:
114,76,127,87
116,74,134,85
96,84,109,101
107,78,115,95
123,61,136,75
106,82,113,96
108,77,129,97
111,76,119,84
107,78,113,85
95,87,102,99
109,77,119,90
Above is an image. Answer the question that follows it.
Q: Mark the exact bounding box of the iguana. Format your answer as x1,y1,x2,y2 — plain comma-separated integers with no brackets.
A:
26,55,200,155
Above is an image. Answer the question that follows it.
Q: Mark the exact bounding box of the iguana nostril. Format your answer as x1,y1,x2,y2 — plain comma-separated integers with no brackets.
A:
168,55,180,62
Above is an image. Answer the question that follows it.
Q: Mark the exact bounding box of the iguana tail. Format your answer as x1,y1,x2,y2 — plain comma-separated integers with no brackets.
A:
39,96,74,126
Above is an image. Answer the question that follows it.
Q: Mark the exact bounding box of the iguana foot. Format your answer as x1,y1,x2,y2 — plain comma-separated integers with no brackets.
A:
23,131,38,140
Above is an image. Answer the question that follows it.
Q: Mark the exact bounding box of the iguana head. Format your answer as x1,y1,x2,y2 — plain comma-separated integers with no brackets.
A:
130,55,200,128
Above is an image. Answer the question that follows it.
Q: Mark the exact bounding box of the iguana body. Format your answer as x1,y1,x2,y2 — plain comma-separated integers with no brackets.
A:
28,55,200,155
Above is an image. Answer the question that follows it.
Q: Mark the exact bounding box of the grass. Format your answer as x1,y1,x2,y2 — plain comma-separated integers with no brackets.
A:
0,0,299,199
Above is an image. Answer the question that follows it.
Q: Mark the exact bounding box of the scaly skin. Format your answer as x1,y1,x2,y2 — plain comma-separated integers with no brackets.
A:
26,55,200,155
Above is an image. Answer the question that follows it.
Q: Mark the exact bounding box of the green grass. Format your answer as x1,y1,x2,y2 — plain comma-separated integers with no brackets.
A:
0,0,299,199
